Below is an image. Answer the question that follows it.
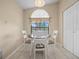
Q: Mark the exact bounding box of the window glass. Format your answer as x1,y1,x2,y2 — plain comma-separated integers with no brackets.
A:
31,18,49,34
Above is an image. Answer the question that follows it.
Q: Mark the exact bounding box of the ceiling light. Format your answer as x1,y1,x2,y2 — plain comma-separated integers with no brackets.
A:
35,0,45,7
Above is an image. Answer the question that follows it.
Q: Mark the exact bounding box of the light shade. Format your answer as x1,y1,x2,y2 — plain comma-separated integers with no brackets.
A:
53,30,58,39
22,30,26,34
35,0,45,7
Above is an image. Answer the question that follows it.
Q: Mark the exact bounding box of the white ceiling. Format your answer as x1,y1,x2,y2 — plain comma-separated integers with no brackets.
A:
17,0,59,9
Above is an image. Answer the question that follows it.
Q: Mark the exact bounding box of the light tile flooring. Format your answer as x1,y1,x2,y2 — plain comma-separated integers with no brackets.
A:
6,44,79,59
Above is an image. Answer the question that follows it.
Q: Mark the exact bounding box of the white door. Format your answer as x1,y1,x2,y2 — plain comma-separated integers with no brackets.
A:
63,10,69,50
73,4,77,56
64,6,74,53
64,1,79,57
76,1,79,57
73,1,79,56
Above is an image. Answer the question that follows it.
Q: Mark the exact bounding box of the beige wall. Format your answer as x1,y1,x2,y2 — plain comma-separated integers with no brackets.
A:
59,0,79,46
0,0,23,58
23,3,59,40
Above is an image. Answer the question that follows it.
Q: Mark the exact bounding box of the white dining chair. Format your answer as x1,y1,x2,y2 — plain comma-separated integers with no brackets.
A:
32,39,48,59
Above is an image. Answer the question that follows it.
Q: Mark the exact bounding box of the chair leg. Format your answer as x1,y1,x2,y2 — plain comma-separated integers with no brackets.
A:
34,51,36,59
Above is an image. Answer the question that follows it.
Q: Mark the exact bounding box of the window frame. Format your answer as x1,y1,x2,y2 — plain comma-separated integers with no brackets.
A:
30,18,50,34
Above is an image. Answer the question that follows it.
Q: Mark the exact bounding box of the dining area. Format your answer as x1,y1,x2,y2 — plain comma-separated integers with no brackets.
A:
5,30,79,59
21,30,58,59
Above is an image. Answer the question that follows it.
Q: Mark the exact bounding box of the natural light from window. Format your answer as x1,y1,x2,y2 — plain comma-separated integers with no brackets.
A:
31,9,49,38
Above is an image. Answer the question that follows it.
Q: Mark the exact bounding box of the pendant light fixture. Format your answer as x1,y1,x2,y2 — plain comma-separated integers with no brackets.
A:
35,0,45,7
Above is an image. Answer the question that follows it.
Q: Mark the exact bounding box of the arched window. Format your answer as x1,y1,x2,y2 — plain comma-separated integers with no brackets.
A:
31,9,50,37
31,9,49,18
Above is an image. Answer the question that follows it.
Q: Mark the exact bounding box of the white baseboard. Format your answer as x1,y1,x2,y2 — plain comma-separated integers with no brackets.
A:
6,43,24,59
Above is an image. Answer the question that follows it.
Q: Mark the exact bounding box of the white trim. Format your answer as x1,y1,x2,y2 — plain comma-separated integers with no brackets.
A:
6,43,24,59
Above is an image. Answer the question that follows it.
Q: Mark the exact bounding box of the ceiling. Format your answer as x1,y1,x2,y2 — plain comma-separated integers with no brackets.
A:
17,0,59,9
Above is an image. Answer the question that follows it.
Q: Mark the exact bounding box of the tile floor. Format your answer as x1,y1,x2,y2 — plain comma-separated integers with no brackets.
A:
6,44,79,59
